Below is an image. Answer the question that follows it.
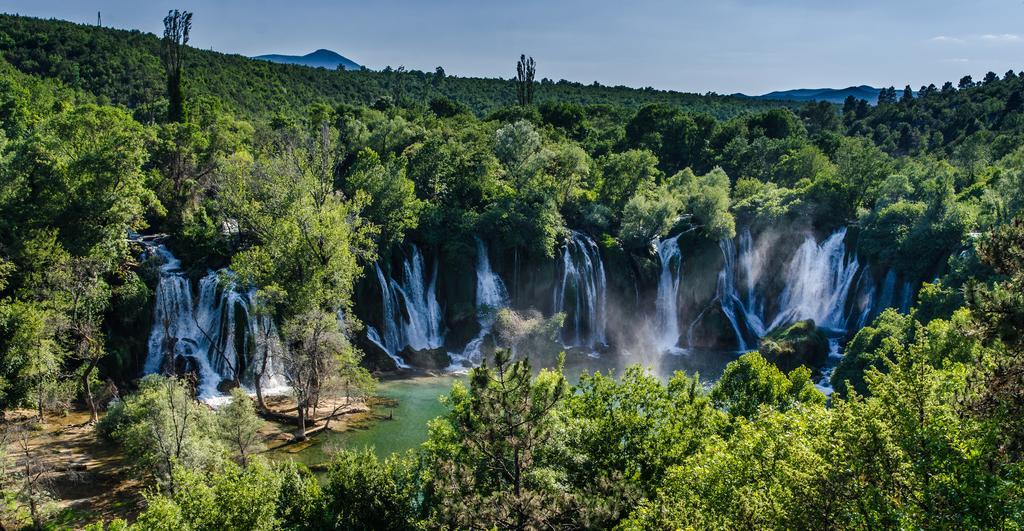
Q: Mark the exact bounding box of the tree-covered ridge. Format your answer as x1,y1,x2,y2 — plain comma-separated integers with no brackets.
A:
0,13,798,120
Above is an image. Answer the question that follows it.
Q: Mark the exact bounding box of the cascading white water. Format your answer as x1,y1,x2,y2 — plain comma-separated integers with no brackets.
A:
716,239,753,351
144,244,281,400
850,266,877,329
736,228,767,337
449,238,510,368
395,246,444,351
875,268,898,314
370,244,443,367
769,228,860,331
372,264,408,368
897,280,915,313
553,231,607,348
653,234,683,352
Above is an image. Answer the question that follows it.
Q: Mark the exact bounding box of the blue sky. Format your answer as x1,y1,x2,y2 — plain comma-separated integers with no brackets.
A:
4,0,1024,94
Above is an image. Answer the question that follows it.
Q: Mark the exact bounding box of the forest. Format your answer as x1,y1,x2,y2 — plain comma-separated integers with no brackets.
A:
0,10,1023,530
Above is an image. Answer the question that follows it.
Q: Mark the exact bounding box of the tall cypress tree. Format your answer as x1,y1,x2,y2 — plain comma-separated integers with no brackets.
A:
516,54,536,106
162,10,192,123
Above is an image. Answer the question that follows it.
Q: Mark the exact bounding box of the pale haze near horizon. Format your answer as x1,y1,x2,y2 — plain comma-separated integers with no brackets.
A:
4,0,1024,95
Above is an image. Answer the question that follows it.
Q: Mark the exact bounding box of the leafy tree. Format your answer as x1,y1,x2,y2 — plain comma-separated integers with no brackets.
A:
339,149,422,249
217,388,264,466
492,308,565,361
668,166,736,240
625,408,833,530
275,462,324,529
538,143,593,208
422,350,571,529
99,375,223,489
710,351,824,418
320,449,420,530
597,149,662,213
799,100,840,136
224,124,376,322
831,308,915,397
731,178,802,225
494,119,542,183
562,368,724,526
52,256,111,422
832,136,894,211
624,104,714,174
747,108,804,139
136,461,283,531
618,186,681,249
279,309,351,436
0,299,59,419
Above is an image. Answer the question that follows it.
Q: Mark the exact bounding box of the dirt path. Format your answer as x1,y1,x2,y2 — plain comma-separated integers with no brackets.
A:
2,410,143,527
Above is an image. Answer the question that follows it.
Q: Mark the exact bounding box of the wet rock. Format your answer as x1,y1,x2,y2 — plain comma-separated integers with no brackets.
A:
357,333,399,372
399,346,451,371
217,379,240,393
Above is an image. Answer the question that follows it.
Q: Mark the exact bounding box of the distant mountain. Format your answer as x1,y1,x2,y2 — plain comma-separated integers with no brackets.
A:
740,86,883,105
253,49,361,71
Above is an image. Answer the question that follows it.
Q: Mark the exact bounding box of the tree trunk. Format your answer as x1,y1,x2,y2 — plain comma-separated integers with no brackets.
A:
82,359,98,423
254,336,272,412
25,459,40,530
255,379,266,413
37,379,44,423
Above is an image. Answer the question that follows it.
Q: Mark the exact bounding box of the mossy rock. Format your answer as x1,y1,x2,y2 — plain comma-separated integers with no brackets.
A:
758,319,829,373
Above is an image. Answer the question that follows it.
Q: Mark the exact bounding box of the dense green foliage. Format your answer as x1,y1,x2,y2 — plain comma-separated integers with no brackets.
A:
115,315,1021,528
2,11,1024,529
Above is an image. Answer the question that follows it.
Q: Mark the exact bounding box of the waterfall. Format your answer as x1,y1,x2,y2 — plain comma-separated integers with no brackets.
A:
897,280,915,313
553,231,607,348
370,244,443,367
875,268,898,314
687,235,764,352
769,228,860,331
143,244,279,400
449,238,509,368
653,234,683,352
736,228,767,337
850,266,877,329
372,264,408,368
396,246,444,351
717,239,753,351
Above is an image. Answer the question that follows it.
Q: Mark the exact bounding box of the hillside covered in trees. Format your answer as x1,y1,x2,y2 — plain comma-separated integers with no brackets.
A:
1,10,1023,530
0,14,800,120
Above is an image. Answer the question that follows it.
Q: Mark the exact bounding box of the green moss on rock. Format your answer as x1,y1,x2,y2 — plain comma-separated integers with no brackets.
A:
758,319,829,373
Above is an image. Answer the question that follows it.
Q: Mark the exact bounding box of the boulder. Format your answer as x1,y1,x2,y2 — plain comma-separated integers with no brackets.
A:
758,319,830,373
687,305,744,350
216,379,240,393
357,333,399,373
399,346,451,371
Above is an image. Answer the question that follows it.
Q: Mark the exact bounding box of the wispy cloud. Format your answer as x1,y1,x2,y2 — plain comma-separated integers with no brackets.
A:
929,33,1022,44
944,58,970,63
980,33,1022,42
